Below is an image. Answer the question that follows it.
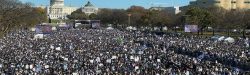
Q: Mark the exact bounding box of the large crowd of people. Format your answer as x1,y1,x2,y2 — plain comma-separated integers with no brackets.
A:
0,28,249,75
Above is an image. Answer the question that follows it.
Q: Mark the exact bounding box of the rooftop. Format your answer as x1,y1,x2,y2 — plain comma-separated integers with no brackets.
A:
84,1,94,7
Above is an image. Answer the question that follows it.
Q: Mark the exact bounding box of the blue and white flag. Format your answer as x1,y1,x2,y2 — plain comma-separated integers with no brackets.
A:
197,52,205,60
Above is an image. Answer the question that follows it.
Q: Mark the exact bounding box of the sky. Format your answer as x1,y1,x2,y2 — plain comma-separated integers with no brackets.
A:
19,0,194,9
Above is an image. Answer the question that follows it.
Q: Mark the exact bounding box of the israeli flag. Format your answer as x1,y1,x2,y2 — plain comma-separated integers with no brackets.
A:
197,52,205,60
63,63,68,70
233,67,240,75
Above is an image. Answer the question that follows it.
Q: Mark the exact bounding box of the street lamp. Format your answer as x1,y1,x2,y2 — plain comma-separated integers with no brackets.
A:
48,15,51,23
128,13,131,28
182,15,191,25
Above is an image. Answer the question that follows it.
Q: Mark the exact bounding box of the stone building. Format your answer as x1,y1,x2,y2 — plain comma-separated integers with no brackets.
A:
81,1,99,16
47,0,77,19
189,0,250,10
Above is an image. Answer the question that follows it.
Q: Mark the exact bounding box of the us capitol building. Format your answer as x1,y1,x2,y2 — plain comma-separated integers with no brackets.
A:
189,0,250,10
47,0,98,19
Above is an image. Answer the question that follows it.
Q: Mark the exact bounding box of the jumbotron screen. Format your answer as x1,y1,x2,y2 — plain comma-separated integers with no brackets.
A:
35,25,52,34
185,25,198,32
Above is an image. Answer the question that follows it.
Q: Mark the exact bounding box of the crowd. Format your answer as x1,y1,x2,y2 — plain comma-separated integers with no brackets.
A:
0,28,249,75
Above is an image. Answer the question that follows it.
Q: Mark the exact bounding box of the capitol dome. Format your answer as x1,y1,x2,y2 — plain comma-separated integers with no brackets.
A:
55,0,64,1
50,0,64,6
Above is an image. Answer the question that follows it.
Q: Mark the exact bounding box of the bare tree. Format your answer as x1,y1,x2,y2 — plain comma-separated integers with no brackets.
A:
0,0,46,36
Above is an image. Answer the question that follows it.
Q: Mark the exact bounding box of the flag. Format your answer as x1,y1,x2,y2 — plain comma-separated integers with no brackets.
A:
117,37,124,44
197,52,205,60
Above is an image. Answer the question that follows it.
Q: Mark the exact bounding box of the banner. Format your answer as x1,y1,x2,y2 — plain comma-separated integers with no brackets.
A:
35,25,52,34
91,20,101,28
185,25,198,32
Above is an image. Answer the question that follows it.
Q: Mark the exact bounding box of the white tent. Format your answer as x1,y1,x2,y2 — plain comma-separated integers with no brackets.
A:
218,36,225,41
106,27,114,30
30,27,36,31
126,26,133,30
52,27,57,31
224,37,235,43
211,35,220,40
163,26,168,31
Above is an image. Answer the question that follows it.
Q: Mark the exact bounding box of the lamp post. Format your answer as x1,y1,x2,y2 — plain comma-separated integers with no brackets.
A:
48,15,51,23
182,15,192,34
241,11,246,38
182,15,190,25
128,13,131,28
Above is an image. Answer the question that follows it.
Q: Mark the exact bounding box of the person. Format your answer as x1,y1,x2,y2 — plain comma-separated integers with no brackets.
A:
0,28,248,74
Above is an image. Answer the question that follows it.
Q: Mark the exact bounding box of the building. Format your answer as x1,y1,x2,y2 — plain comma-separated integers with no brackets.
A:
47,0,99,19
47,0,77,19
149,7,168,11
35,5,47,9
189,0,250,10
82,1,99,16
149,6,181,14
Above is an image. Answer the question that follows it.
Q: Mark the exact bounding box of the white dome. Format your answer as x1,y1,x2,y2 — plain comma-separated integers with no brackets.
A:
55,0,64,1
50,0,64,6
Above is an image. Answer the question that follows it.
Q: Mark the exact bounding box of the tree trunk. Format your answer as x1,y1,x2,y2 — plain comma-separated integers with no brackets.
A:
197,30,200,36
212,29,215,36
227,29,230,37
174,27,177,33
243,29,246,38
201,28,203,35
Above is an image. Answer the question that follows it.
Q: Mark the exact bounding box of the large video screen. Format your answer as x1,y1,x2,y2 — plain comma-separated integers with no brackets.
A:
185,25,198,32
36,25,52,34
91,20,100,29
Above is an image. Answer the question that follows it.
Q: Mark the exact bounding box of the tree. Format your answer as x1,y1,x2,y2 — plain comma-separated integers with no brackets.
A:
222,10,244,36
205,6,227,35
89,13,97,20
147,10,172,30
185,7,216,35
0,0,47,36
95,9,127,28
242,10,250,38
67,9,88,20
127,6,147,27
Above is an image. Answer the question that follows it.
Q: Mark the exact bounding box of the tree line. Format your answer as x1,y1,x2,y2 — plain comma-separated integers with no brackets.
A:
67,6,175,29
0,0,47,36
183,6,250,37
1,0,250,37
68,6,250,37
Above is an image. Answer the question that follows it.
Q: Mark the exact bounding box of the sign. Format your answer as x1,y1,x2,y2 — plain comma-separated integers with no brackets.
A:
91,20,101,28
185,25,198,32
57,24,70,30
74,20,101,29
35,25,52,34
